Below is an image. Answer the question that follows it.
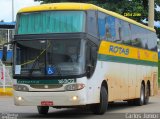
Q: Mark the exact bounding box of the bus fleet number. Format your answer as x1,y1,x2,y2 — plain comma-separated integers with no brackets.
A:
58,79,75,84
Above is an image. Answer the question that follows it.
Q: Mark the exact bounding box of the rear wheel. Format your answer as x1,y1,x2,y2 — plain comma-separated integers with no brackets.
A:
144,84,150,105
135,84,145,106
90,86,108,115
37,106,49,114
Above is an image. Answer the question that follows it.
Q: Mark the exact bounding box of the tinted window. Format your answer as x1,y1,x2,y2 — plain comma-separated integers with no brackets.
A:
98,12,117,42
98,12,106,39
131,25,142,48
131,24,157,51
147,31,157,51
120,21,132,45
105,16,116,41
114,18,121,42
140,28,148,49
17,11,86,34
97,12,157,51
87,11,98,37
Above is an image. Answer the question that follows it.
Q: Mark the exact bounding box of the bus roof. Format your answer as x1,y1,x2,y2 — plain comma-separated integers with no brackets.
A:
18,3,155,32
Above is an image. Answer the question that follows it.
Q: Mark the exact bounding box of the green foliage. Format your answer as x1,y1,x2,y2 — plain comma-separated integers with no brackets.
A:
155,27,160,38
155,0,160,21
34,0,160,21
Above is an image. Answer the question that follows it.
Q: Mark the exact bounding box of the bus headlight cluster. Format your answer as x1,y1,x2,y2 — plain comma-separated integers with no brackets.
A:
13,85,29,92
65,83,85,91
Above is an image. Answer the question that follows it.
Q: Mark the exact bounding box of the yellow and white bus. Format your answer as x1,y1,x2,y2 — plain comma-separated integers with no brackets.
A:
6,3,158,114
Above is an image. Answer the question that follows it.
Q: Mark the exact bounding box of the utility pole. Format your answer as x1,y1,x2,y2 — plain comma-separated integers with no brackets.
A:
12,0,14,22
148,0,154,28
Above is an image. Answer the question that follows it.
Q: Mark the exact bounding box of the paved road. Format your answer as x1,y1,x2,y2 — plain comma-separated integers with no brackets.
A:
0,91,160,119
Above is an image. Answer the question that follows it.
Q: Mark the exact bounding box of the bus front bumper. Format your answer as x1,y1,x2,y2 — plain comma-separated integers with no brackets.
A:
13,90,87,106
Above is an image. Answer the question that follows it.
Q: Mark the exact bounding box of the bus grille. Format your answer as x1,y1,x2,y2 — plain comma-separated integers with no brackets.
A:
29,84,63,89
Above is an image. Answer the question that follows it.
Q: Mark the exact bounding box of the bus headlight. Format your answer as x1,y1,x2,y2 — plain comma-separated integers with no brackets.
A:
65,83,85,91
17,96,23,101
13,85,29,92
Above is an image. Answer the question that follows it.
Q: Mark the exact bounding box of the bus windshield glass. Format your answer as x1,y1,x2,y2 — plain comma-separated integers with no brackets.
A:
14,39,86,77
17,11,85,34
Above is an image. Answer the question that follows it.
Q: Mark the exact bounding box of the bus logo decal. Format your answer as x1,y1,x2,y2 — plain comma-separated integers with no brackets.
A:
109,45,129,55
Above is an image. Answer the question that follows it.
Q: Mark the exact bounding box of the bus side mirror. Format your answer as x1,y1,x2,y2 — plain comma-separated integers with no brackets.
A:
2,45,7,62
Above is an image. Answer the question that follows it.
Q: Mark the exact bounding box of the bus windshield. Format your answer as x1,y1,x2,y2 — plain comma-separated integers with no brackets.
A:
14,39,86,77
17,11,85,34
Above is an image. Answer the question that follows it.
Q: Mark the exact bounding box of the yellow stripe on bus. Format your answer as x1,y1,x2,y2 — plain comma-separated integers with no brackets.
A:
98,40,158,63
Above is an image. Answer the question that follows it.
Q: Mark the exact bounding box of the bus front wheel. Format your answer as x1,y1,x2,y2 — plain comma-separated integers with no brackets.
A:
37,106,49,114
90,86,108,115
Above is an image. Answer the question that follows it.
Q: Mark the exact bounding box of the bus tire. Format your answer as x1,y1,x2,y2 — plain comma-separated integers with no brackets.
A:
135,84,145,106
144,84,150,105
37,106,49,114
90,86,108,115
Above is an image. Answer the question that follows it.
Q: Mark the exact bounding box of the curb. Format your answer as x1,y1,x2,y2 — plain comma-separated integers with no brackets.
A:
0,88,13,96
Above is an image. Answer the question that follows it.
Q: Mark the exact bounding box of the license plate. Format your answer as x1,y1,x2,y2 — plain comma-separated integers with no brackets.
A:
41,101,53,106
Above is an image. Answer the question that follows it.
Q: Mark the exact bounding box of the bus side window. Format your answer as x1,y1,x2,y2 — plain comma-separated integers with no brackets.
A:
105,16,116,42
131,24,142,48
147,32,157,51
98,12,106,40
87,10,98,38
98,12,117,42
119,21,132,45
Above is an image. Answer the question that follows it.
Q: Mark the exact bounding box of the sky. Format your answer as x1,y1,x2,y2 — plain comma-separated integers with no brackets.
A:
155,5,160,27
0,0,40,22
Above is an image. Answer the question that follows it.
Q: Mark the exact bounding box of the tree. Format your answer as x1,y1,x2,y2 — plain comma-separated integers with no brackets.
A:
155,27,160,38
35,0,160,38
35,0,160,21
0,20,4,22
